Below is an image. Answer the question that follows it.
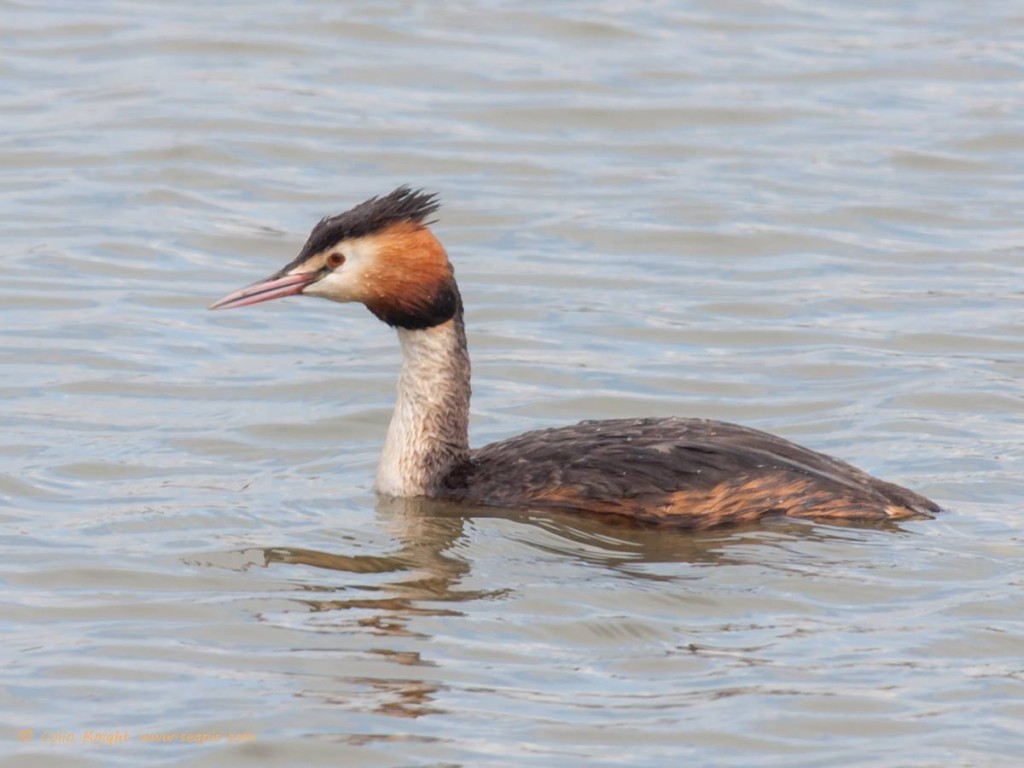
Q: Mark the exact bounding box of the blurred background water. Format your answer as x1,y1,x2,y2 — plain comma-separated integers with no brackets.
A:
1,1,1023,766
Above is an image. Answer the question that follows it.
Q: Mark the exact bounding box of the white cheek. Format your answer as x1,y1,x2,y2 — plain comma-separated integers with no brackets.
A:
298,238,377,304
303,269,359,303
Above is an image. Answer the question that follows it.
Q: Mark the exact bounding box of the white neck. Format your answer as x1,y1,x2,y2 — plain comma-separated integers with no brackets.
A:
375,314,471,497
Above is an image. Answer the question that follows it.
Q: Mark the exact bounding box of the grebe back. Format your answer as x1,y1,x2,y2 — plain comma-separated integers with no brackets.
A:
210,187,938,529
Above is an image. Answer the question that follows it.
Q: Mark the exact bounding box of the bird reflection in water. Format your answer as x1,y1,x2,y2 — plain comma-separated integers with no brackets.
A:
193,497,917,720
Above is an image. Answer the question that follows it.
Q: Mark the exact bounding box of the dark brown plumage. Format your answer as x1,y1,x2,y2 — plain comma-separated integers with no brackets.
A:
441,417,938,528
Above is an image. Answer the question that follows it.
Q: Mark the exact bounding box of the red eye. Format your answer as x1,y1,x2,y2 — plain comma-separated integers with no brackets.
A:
327,252,345,268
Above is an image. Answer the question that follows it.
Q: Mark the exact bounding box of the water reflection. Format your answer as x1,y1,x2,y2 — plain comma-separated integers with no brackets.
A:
188,501,924,722
171,508,1005,759
212,495,915,589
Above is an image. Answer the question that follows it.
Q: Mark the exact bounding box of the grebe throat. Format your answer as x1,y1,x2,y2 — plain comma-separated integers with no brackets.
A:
376,311,471,496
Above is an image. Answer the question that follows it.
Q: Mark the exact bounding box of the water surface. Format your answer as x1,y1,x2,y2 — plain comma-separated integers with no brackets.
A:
2,2,1023,766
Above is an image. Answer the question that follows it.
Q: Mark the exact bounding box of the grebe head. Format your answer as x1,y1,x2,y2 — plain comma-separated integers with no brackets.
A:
209,186,459,330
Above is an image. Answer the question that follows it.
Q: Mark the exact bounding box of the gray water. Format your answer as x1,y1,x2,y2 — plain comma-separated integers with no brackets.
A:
2,2,1023,766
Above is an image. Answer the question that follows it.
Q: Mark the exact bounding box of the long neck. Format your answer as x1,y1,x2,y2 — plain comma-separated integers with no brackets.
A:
375,309,471,497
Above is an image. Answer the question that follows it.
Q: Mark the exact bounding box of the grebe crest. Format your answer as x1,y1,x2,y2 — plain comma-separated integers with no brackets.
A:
210,187,939,529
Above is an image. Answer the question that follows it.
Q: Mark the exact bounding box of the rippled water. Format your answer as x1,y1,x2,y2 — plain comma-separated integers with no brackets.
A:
2,1,1023,766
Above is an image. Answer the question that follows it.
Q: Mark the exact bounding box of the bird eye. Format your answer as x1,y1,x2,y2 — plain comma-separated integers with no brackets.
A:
327,252,345,269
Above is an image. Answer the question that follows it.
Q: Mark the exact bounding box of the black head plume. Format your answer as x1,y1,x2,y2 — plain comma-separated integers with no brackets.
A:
291,186,440,265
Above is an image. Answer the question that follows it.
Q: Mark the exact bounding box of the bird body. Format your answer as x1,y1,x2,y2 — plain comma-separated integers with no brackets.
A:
210,187,938,529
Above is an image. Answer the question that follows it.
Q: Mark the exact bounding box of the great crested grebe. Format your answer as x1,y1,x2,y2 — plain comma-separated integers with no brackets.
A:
210,187,939,528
